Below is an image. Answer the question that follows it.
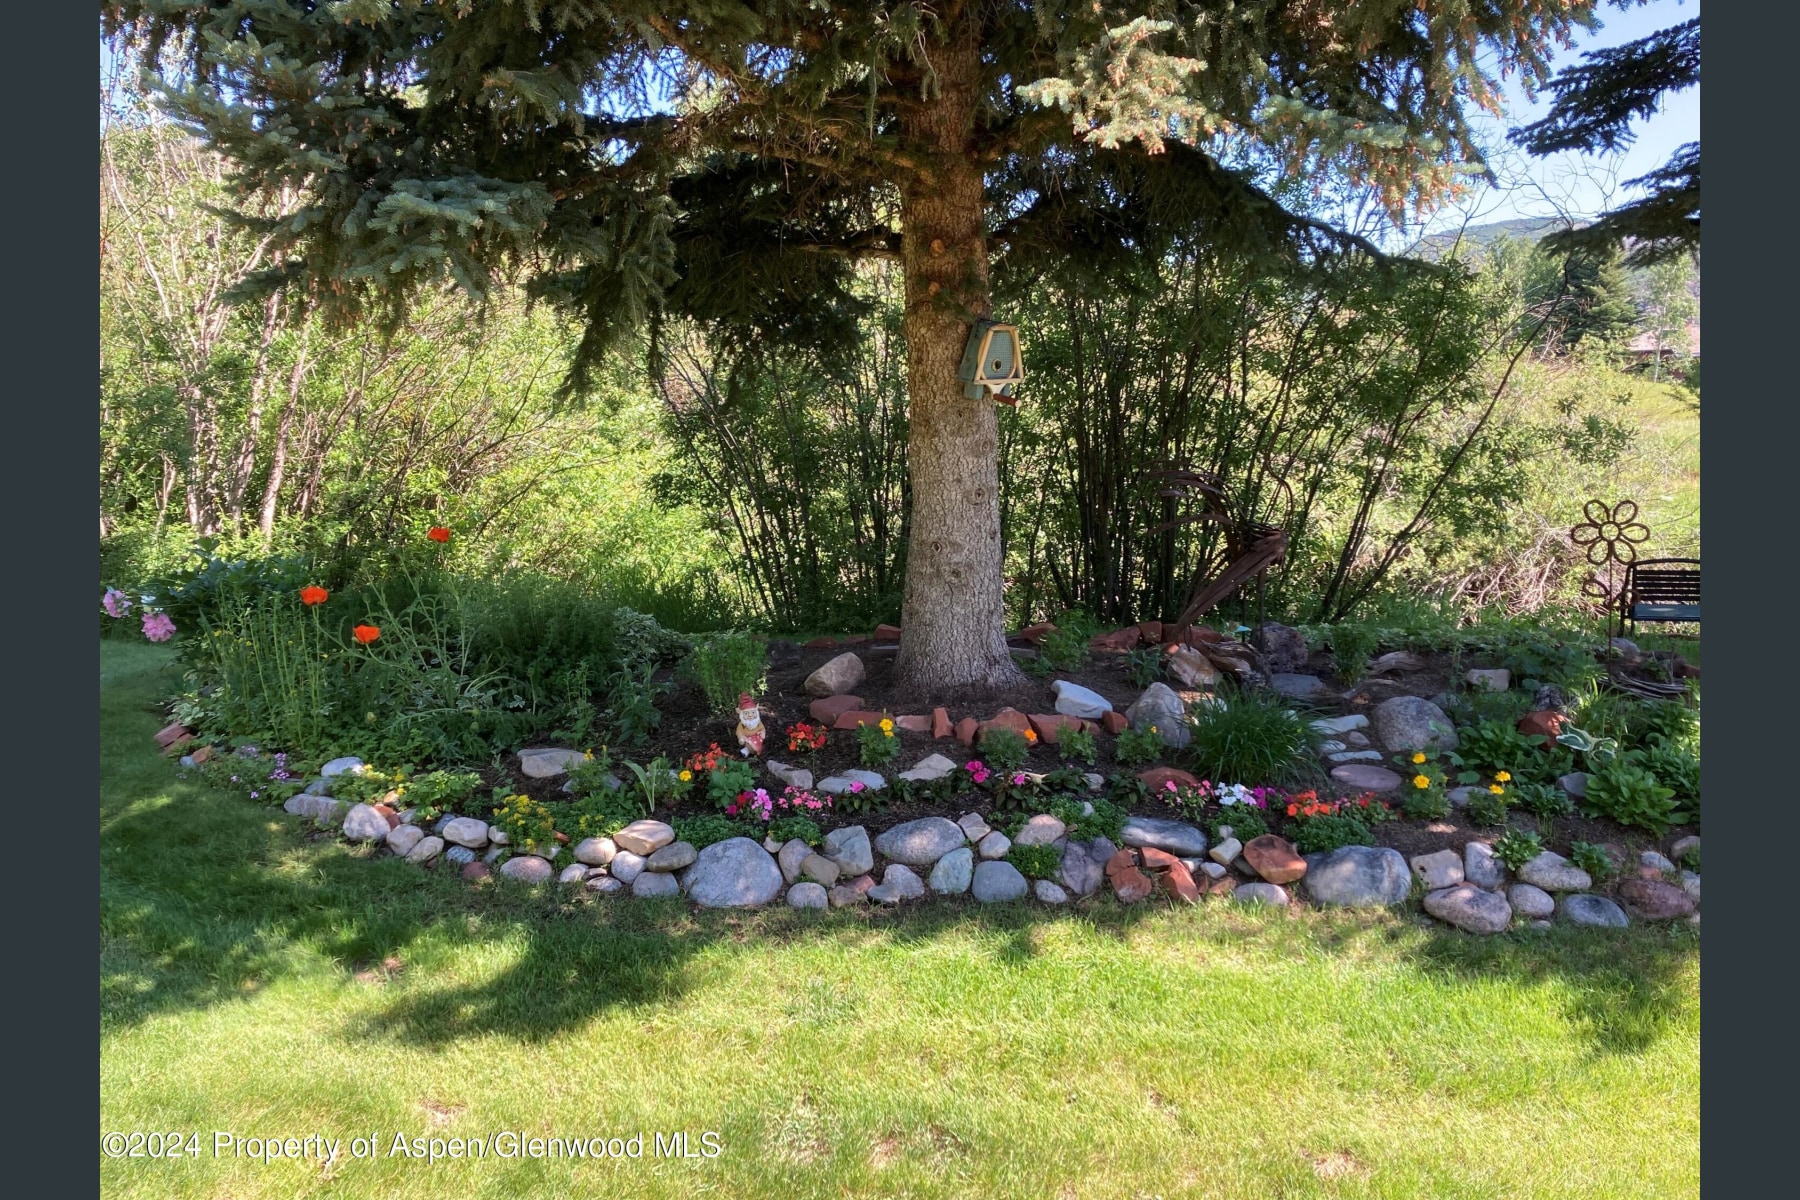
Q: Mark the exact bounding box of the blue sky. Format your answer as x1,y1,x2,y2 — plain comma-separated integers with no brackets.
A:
1408,0,1700,242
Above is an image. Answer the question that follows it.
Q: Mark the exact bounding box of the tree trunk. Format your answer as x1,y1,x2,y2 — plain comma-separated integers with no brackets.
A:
893,27,1024,691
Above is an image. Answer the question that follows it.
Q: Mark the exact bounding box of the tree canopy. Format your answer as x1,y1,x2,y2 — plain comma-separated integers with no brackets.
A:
1512,10,1699,265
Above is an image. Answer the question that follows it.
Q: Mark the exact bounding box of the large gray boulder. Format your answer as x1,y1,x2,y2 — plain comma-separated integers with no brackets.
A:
1123,683,1189,747
971,860,1029,903
1013,814,1067,846
1560,893,1629,928
1119,816,1208,858
341,803,391,843
285,792,345,827
1517,851,1592,893
1371,695,1459,754
518,747,587,778
822,825,874,876
1424,884,1512,933
404,835,444,864
1507,883,1555,919
1050,680,1112,719
1302,846,1411,907
679,837,784,908
803,651,866,697
874,817,966,867
868,864,926,904
928,847,975,894
1057,841,1105,896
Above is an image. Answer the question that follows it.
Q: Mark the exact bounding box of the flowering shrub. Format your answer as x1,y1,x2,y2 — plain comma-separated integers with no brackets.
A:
786,722,828,754
1283,792,1392,854
702,757,757,811
427,526,452,544
491,793,557,850
857,717,899,766
1114,724,1162,766
104,586,179,642
980,728,1030,774
731,785,831,821
1465,772,1511,826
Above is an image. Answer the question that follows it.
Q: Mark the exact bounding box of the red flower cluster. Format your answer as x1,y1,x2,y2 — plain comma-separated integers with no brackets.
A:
685,743,727,775
1285,790,1392,820
786,722,827,754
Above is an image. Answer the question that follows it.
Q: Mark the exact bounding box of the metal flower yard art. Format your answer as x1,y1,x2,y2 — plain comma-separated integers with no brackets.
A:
1571,499,1651,606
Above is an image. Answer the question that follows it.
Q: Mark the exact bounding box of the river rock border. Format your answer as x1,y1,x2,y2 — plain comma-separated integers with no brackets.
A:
281,767,1699,932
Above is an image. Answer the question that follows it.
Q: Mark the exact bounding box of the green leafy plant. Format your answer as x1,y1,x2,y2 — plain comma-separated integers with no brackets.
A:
1208,805,1269,843
1455,719,1539,776
332,765,406,805
621,756,680,815
1113,724,1164,767
1005,842,1063,880
1124,646,1163,688
1397,754,1450,820
1037,610,1099,673
671,814,751,850
705,759,758,811
1183,691,1313,783
857,717,900,766
831,779,887,815
1513,781,1573,820
1288,813,1374,855
1583,756,1683,835
1492,829,1545,872
1678,845,1700,872
564,749,619,797
767,815,822,847
1328,623,1379,680
679,630,768,713
1045,794,1126,844
396,769,481,822
1464,779,1510,827
603,661,667,746
1637,742,1699,803
1059,726,1097,766
1568,840,1613,882
980,728,1032,775
551,787,641,840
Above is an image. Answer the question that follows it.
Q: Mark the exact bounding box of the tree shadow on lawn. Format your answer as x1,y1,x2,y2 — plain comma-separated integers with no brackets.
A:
100,646,1697,1060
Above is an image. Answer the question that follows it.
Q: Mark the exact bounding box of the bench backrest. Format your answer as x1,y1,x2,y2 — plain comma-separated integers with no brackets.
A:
1625,559,1700,603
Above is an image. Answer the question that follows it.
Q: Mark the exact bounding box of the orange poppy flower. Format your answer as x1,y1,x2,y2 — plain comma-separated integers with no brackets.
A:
1023,728,1038,743
352,624,382,644
427,526,451,543
300,585,329,606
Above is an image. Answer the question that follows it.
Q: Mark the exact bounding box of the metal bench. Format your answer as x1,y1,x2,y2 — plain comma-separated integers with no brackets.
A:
1617,558,1700,637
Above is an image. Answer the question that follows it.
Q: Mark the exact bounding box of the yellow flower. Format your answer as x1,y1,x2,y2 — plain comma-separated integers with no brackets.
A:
1412,774,1430,789
1149,726,1159,734
879,718,894,733
1411,752,1426,764
1488,784,1504,794
679,769,692,782
1495,771,1512,782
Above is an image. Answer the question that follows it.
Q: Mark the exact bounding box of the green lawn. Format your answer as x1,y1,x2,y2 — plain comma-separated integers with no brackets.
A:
101,641,1699,1199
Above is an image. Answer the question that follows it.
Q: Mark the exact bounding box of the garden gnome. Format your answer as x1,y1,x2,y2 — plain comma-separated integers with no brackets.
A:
734,693,766,756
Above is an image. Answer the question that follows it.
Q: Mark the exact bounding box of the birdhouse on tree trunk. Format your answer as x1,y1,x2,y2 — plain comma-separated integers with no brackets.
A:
958,319,1025,404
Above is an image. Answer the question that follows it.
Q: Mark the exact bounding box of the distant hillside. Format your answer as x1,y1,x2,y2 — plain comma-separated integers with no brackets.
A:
1407,217,1573,261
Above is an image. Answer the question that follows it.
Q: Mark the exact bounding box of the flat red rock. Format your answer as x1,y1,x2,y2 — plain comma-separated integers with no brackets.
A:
1111,866,1154,903
154,722,193,749
1089,627,1141,652
932,707,952,739
803,635,839,649
1027,713,1082,745
1140,847,1181,872
895,715,933,733
1137,620,1164,643
1242,834,1306,884
809,694,865,724
1138,766,1202,793
1517,710,1568,742
873,624,901,642
1101,711,1128,735
1016,622,1056,645
979,708,1032,739
1104,848,1139,879
1164,861,1200,904
1329,763,1403,791
1616,877,1696,920
832,710,888,731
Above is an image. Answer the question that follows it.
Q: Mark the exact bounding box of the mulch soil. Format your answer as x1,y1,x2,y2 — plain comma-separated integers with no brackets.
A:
480,636,1696,869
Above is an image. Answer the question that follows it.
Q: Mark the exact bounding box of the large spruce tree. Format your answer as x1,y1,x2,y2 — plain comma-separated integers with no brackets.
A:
104,1,1596,690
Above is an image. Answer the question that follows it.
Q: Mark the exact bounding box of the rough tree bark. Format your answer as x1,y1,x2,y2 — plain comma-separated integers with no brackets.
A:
893,24,1026,691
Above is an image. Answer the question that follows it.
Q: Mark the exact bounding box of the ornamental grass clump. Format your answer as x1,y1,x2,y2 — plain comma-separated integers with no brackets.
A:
1183,690,1314,784
680,631,768,713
